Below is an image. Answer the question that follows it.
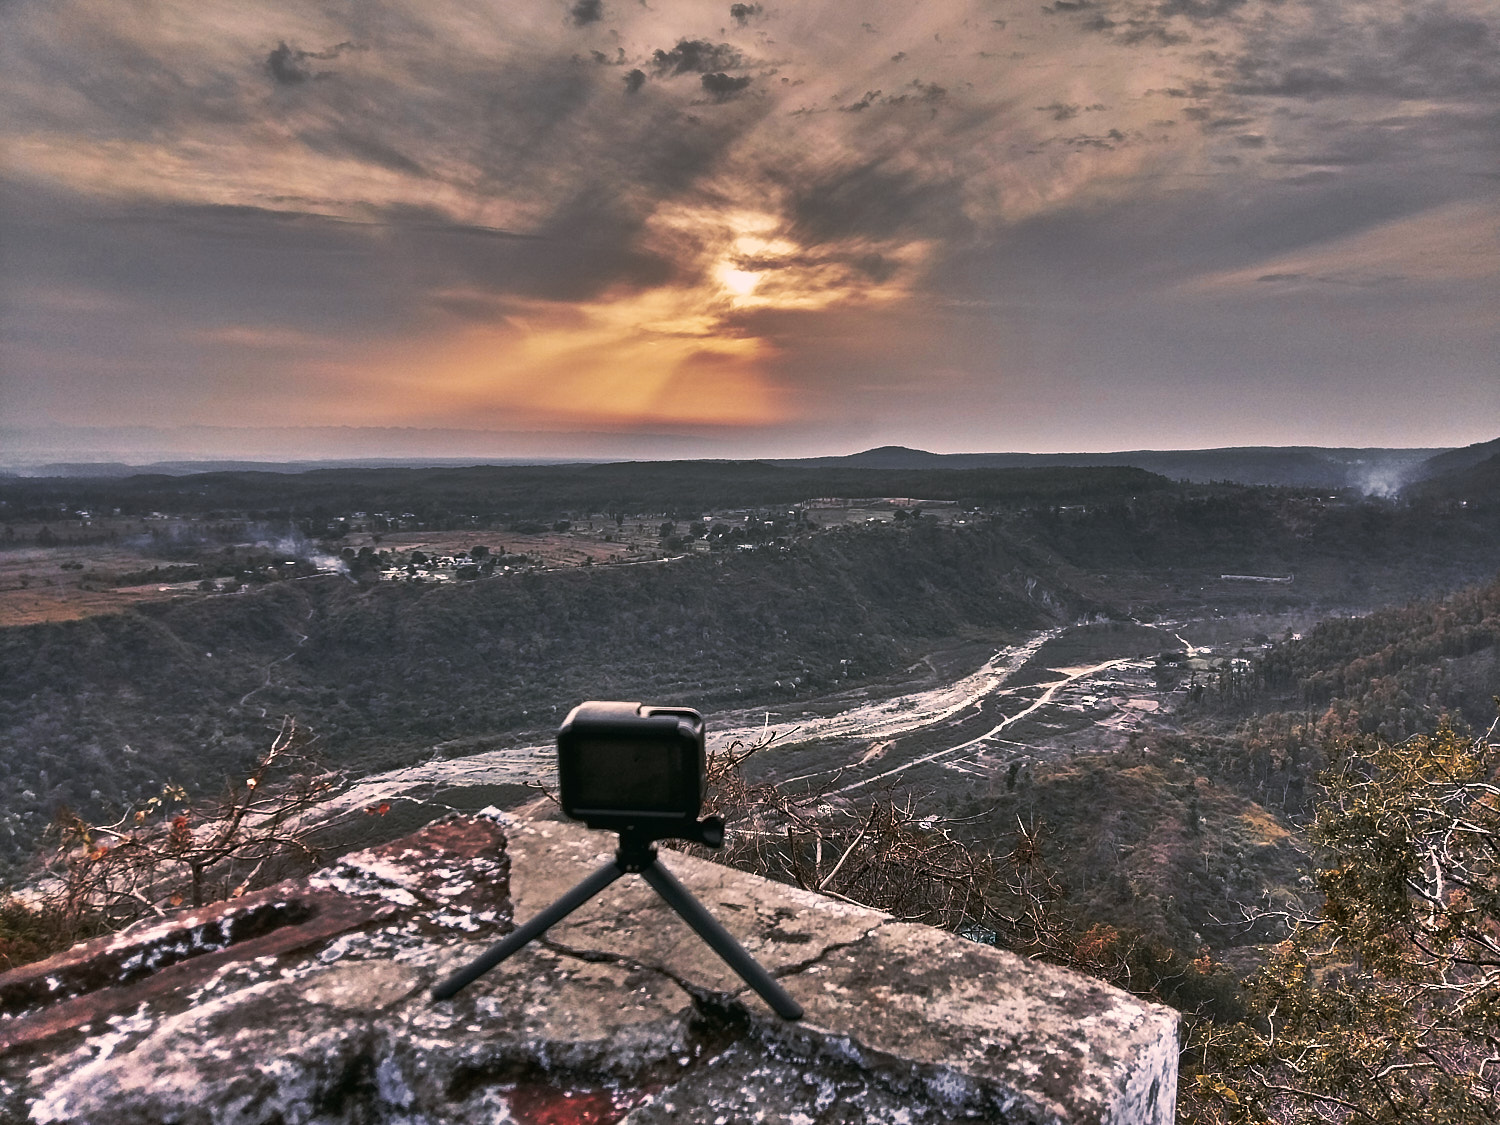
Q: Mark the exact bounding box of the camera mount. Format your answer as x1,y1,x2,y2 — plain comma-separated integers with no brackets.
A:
431,701,801,1020
429,814,803,1020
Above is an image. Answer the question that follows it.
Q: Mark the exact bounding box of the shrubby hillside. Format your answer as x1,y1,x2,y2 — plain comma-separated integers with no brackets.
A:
979,574,1500,967
0,520,1077,876
1014,488,1500,606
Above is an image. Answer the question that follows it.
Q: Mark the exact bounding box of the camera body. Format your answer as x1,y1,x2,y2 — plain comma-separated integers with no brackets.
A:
556,701,707,835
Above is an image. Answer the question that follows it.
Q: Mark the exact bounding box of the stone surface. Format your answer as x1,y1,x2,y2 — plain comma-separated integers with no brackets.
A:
1,809,1178,1124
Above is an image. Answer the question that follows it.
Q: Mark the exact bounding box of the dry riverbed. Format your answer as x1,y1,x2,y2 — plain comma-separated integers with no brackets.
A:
324,615,1291,827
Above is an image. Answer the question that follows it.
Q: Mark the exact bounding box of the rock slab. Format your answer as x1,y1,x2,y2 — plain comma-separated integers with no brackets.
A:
2,811,1177,1123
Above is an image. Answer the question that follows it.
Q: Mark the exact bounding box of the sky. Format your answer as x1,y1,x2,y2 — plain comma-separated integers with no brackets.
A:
1,0,1497,462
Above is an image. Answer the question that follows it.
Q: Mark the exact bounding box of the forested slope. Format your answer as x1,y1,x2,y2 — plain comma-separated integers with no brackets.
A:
0,462,1167,524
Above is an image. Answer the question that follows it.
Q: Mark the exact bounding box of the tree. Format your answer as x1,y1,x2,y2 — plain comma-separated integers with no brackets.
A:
1186,722,1500,1124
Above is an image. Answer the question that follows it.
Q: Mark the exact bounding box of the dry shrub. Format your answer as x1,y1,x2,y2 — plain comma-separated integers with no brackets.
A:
690,731,1242,1019
687,731,996,931
37,717,345,943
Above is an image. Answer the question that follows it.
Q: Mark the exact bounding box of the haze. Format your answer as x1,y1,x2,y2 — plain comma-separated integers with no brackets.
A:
2,0,1497,462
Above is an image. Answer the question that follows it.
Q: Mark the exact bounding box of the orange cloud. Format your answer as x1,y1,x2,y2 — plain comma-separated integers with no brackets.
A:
326,285,788,430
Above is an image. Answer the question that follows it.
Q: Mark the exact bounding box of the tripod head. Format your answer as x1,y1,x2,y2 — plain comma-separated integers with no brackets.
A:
610,814,724,871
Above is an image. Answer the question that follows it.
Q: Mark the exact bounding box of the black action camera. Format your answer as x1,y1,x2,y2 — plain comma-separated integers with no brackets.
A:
556,701,707,834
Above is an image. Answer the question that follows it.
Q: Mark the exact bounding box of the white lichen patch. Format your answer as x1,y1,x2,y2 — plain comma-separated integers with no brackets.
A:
310,863,420,907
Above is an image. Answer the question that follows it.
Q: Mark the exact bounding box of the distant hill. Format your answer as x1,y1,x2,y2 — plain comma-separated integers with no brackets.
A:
0,462,1171,523
837,446,952,469
778,445,1451,492
1406,436,1500,483
1405,451,1500,505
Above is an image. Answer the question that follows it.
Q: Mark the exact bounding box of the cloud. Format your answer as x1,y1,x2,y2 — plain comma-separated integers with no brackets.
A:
1227,8,1500,102
651,39,744,76
1190,200,1500,292
568,0,604,27
838,79,949,113
782,158,970,246
1155,0,1248,21
701,72,753,101
265,40,353,86
3,0,1496,449
295,127,429,175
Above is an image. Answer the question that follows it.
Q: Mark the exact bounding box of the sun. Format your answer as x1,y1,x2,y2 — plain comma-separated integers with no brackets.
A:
717,264,763,298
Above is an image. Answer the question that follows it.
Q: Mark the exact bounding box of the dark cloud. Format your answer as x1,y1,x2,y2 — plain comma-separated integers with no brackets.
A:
729,4,763,27
841,80,948,113
1054,0,1197,46
265,41,353,86
781,159,972,246
701,72,753,101
1062,128,1125,148
1230,65,1348,99
908,79,947,103
651,39,743,77
266,42,312,85
728,245,904,287
1038,102,1080,120
623,68,646,93
437,187,680,301
850,252,899,283
1,188,400,345
1155,0,1248,20
296,128,429,176
1117,21,1190,46
1226,7,1500,102
568,0,604,27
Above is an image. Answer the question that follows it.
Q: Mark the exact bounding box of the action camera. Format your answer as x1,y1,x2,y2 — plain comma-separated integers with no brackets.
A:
556,701,706,832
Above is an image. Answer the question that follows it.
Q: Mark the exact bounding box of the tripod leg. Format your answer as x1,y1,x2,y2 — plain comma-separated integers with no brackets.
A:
639,860,804,1021
431,859,624,1000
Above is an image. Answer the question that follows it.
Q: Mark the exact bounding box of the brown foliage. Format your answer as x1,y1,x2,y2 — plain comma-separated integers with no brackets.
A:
694,732,1240,1015
32,718,344,947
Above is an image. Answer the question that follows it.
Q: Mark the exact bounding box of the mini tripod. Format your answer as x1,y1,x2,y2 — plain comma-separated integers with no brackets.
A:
430,815,803,1020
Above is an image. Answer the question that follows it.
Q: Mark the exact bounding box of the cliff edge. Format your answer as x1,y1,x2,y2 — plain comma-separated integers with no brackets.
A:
0,809,1177,1124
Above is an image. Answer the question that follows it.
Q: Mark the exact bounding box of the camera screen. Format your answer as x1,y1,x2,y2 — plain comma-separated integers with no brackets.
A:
566,736,694,814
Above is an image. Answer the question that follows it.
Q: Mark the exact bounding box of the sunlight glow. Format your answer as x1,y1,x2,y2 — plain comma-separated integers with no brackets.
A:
717,265,763,298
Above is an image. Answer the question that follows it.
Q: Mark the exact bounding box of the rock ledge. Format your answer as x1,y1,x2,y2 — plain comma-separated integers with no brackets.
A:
1,811,1177,1124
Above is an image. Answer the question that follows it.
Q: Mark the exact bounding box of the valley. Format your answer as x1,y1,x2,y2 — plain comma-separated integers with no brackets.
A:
2,452,1497,970
326,611,1279,815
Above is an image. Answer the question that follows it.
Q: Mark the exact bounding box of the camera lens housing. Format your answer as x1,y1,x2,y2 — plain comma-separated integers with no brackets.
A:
556,701,706,833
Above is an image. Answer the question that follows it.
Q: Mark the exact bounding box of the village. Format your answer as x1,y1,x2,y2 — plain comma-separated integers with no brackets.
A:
0,496,971,623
